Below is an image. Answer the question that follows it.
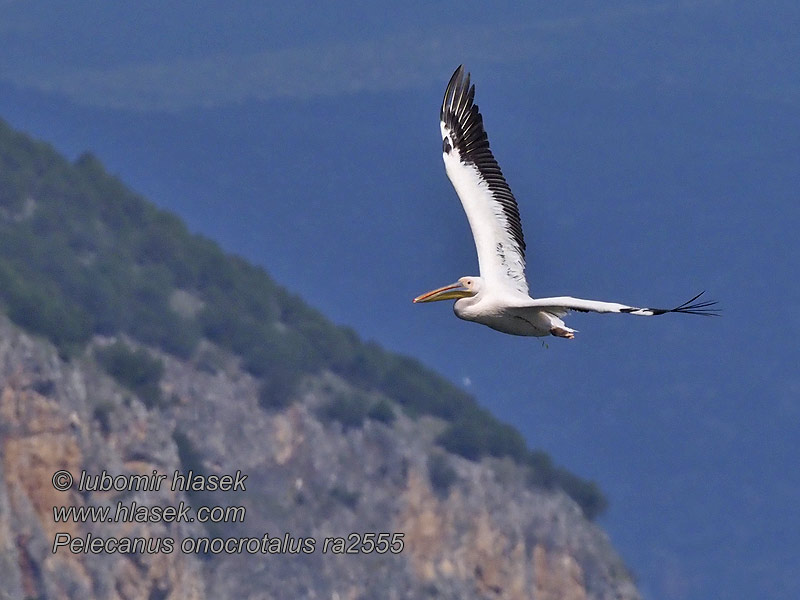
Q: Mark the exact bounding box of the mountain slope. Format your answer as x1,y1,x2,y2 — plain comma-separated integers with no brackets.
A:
0,117,605,517
0,118,638,598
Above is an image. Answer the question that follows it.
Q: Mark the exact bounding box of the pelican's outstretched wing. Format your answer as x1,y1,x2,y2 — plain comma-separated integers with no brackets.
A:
516,291,720,317
440,65,528,295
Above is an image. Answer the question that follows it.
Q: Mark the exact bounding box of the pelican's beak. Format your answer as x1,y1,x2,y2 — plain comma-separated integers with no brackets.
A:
413,281,471,303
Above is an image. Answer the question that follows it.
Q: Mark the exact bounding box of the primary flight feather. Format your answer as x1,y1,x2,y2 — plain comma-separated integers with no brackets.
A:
414,65,718,339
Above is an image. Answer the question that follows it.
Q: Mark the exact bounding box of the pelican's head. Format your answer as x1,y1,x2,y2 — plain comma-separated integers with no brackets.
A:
413,276,481,303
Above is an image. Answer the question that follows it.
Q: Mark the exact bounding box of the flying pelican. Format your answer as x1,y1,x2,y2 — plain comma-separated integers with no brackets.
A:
413,65,718,339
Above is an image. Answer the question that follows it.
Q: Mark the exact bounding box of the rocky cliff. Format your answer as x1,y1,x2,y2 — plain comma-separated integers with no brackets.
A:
0,315,639,600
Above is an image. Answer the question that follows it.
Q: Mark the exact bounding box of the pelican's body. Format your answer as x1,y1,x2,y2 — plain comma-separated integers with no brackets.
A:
427,276,570,337
414,66,717,338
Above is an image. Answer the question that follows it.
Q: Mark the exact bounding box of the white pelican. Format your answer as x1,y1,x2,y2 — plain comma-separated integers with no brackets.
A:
414,65,718,339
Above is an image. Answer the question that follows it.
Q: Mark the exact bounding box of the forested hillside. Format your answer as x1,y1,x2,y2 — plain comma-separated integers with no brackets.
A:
0,118,605,518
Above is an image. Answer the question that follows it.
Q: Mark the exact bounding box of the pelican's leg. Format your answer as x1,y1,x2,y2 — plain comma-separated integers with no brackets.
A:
550,326,575,339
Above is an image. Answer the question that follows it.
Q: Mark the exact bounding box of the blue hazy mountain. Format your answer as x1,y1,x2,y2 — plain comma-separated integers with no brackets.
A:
1,2,798,598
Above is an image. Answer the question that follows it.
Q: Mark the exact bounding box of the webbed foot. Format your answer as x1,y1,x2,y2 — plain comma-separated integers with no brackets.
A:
550,326,575,339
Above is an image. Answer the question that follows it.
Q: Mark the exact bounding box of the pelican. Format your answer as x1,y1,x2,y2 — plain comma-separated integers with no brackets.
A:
414,66,718,339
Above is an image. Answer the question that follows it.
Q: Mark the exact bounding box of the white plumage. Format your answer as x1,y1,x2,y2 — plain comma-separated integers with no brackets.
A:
414,66,718,339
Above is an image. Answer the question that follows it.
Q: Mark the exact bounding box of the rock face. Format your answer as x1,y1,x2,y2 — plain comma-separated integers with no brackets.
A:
0,315,640,600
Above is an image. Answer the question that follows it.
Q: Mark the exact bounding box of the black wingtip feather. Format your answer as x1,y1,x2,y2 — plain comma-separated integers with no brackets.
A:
669,291,721,316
